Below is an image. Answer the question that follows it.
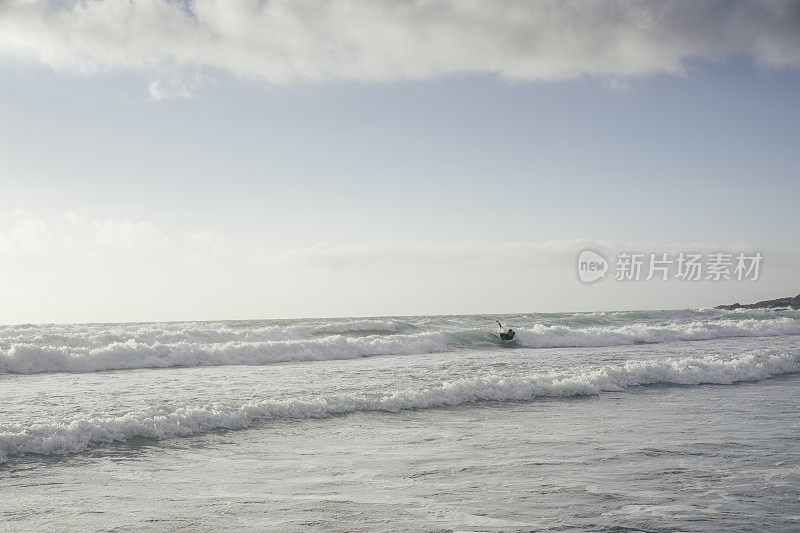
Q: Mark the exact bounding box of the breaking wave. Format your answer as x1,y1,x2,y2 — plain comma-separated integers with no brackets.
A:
0,333,449,374
1,316,799,374
1,350,796,464
512,317,800,348
0,316,800,374
0,318,406,349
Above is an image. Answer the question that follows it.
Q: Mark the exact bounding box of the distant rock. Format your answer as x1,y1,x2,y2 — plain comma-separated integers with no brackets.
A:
716,294,800,310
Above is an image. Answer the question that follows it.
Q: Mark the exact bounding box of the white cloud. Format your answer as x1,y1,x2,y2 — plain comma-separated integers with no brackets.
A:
0,0,798,88
0,213,168,254
280,242,515,269
0,233,13,255
0,215,796,322
147,71,208,101
185,230,226,255
6,218,50,253
277,239,778,272
93,219,166,249
279,239,596,271
148,78,190,102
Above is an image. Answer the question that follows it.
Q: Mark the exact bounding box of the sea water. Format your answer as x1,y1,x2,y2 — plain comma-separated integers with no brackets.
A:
1,309,799,531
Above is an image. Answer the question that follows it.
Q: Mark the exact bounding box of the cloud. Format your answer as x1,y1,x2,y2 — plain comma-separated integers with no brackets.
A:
185,230,226,255
8,218,50,252
93,219,166,249
0,213,168,254
147,71,208,101
279,240,600,271
148,77,192,102
276,239,781,273
0,218,51,254
0,0,798,87
0,212,233,258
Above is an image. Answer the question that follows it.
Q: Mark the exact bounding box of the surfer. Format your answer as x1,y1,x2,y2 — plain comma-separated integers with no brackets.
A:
495,320,516,341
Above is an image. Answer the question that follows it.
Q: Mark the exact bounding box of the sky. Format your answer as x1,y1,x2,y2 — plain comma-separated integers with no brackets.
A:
1,0,799,324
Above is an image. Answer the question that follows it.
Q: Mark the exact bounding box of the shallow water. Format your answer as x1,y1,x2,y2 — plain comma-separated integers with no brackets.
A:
1,310,799,531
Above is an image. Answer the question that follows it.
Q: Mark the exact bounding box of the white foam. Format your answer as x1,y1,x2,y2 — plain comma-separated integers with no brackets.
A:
0,332,449,374
0,318,405,350
1,316,799,374
513,317,800,348
311,319,403,334
1,350,796,463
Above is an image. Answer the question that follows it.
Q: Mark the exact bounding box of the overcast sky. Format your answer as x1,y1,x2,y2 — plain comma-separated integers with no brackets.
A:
1,0,799,323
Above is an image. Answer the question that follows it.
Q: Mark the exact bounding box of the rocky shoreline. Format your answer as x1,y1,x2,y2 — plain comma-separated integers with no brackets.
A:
716,294,800,310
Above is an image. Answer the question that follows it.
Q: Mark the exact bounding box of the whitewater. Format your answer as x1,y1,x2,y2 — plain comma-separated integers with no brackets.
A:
2,308,799,532
2,309,800,374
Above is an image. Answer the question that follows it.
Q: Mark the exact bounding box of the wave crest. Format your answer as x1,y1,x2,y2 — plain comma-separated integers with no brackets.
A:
512,317,800,348
1,316,799,375
1,350,796,463
0,332,448,374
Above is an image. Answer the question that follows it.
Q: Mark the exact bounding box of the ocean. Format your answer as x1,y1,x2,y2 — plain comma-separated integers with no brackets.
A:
1,309,799,532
